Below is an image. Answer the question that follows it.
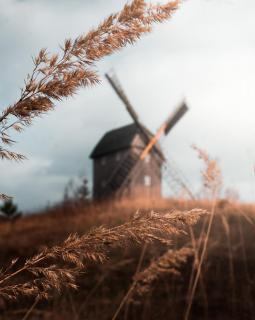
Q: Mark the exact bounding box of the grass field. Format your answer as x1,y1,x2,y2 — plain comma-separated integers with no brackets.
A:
1,198,255,320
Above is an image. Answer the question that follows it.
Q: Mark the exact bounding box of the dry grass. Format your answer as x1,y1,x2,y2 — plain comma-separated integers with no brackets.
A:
133,246,194,296
0,208,206,301
1,2,254,319
183,146,223,319
0,199,255,319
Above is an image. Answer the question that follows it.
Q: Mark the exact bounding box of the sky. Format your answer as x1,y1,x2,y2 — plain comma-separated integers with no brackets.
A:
0,0,255,211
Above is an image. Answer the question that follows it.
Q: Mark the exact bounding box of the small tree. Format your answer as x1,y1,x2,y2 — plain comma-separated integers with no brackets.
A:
0,199,22,220
63,177,90,207
74,177,90,205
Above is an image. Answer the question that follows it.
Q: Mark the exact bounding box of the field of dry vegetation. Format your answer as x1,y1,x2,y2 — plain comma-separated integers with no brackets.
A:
1,198,255,319
1,1,254,319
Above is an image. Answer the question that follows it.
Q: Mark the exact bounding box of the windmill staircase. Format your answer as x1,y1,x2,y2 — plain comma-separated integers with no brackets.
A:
103,153,140,197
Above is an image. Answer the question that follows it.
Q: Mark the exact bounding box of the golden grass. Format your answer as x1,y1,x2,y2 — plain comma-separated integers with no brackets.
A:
0,208,207,301
1,199,255,319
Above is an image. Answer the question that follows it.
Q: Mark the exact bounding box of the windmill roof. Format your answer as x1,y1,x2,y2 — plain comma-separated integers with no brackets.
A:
90,123,164,159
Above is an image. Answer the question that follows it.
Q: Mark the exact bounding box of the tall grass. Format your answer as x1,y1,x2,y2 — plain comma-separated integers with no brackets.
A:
1,199,255,319
0,209,206,302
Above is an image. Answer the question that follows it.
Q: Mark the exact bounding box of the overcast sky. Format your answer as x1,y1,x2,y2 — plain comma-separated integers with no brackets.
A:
0,0,255,211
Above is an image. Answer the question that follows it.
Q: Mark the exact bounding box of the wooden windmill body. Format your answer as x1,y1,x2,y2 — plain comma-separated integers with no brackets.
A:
90,123,164,199
90,71,194,200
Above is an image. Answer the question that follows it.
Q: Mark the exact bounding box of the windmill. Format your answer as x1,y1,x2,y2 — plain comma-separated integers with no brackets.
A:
90,71,195,200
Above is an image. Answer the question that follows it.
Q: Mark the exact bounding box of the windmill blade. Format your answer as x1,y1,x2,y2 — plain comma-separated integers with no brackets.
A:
105,70,164,161
140,123,166,160
164,101,188,135
139,102,188,160
105,71,140,125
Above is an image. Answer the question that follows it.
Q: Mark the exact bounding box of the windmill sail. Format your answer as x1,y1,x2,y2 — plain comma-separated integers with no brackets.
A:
164,102,188,135
139,102,188,160
105,72,140,125
105,71,164,161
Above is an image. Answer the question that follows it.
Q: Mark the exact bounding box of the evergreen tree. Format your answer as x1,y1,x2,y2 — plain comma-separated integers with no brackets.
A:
0,199,22,220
